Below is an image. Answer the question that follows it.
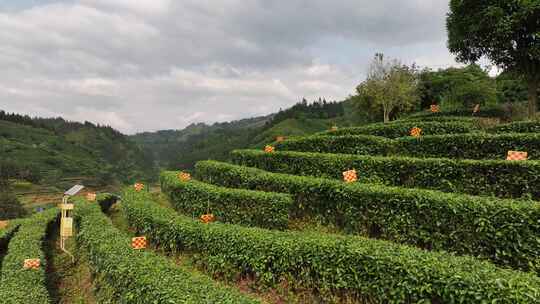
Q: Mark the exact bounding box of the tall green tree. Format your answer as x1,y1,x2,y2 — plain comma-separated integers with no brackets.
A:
418,64,497,108
447,0,540,118
354,53,419,122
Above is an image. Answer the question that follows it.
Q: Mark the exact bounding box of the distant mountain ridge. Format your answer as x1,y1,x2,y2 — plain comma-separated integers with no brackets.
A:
0,110,156,187
131,99,348,170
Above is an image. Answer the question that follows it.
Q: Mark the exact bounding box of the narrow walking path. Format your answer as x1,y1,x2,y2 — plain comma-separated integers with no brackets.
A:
44,219,97,304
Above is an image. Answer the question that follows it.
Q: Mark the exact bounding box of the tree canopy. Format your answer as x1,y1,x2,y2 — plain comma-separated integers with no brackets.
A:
353,53,419,122
447,0,540,118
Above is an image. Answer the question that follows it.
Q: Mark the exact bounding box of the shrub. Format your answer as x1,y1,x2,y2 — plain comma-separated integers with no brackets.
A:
405,106,506,119
231,149,540,200
319,121,474,138
195,160,540,273
275,134,394,155
488,121,540,133
121,189,540,304
0,220,20,252
0,190,27,220
395,133,540,160
160,172,292,229
275,133,540,160
0,208,58,304
400,116,475,122
73,196,259,304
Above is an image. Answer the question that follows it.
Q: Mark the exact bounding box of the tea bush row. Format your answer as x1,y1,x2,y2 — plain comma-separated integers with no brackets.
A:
121,188,540,304
195,160,540,273
231,149,540,200
275,133,540,160
74,196,259,304
161,172,292,229
319,121,474,138
0,208,58,304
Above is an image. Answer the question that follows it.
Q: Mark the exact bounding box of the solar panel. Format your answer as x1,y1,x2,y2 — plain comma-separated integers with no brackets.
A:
64,184,84,196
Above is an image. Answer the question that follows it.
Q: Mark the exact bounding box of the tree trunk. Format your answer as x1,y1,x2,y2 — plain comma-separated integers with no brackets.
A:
528,78,538,119
383,107,389,123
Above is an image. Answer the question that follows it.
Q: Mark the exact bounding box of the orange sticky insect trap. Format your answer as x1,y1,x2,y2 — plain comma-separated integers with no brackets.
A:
506,151,528,161
200,214,215,224
342,169,358,183
23,259,40,270
178,172,191,181
86,192,96,202
131,236,147,249
134,183,144,192
410,127,422,137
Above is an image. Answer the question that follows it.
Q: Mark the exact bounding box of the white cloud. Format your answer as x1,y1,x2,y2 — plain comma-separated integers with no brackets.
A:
0,0,459,134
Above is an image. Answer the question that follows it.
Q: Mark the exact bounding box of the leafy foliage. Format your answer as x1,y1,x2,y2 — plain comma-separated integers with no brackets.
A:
231,149,540,200
447,0,540,117
275,134,394,156
0,112,156,186
404,105,507,120
0,208,58,304
121,189,540,303
74,195,259,304
196,160,540,273
396,133,540,160
417,64,497,109
319,121,474,138
489,120,540,133
0,191,27,220
268,98,343,126
131,98,345,170
276,132,540,161
160,171,292,229
352,53,420,122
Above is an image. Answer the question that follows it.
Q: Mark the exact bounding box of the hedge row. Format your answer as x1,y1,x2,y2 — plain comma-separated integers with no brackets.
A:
121,189,540,304
488,121,540,133
276,133,540,160
74,195,259,304
404,106,506,119
0,220,20,248
195,160,540,273
396,132,540,160
160,172,292,229
275,134,394,156
0,208,58,304
399,116,475,122
231,149,540,200
319,121,474,138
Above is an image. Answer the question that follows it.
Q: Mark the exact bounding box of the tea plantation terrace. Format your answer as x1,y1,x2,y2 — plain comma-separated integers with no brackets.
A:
1,116,540,303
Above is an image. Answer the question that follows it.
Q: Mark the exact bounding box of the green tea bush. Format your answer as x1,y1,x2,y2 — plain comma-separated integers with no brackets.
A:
275,134,394,155
405,106,506,119
399,116,475,122
121,189,540,304
74,196,259,304
0,208,58,304
488,121,540,133
275,133,540,160
395,133,540,159
319,121,474,138
195,160,540,272
231,149,540,200
160,172,292,229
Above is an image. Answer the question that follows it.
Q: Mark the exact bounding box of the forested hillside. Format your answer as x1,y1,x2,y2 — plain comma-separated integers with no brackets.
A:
131,98,346,170
0,111,156,187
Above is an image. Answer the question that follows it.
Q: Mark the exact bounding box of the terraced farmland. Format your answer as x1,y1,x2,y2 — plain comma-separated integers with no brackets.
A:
1,116,539,303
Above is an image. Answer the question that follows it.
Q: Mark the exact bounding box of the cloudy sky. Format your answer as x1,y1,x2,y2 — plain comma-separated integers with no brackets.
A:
0,0,461,134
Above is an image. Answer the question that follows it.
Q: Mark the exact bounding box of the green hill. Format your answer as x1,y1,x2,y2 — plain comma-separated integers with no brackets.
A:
0,113,156,187
131,99,347,170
